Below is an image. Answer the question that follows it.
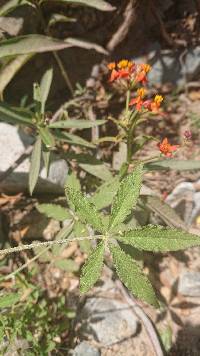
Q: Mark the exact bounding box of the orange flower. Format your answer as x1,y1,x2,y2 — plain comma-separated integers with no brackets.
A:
107,59,135,82
129,88,146,111
107,62,116,70
135,63,151,84
157,138,179,157
109,69,119,82
143,94,163,113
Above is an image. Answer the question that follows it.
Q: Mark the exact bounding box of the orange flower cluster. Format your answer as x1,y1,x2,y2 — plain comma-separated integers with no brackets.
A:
129,92,164,113
108,59,163,114
157,138,179,158
107,60,151,85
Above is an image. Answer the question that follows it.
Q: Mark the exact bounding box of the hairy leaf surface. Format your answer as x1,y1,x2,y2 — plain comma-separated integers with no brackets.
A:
80,241,105,293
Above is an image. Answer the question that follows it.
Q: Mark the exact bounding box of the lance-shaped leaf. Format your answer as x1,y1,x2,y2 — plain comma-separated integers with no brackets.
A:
110,243,158,307
0,54,33,99
90,177,120,210
53,130,95,148
145,160,200,171
0,34,108,58
39,127,55,148
117,225,200,252
40,67,53,114
37,204,72,221
0,103,33,126
65,186,105,233
80,241,105,293
109,163,143,231
29,136,42,195
41,0,115,12
141,195,187,230
0,0,28,16
49,119,106,129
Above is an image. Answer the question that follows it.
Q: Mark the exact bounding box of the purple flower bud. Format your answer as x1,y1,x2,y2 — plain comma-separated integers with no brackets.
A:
184,130,192,140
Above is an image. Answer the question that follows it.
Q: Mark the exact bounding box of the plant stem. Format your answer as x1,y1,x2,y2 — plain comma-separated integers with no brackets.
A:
52,52,74,95
0,236,103,256
126,89,130,114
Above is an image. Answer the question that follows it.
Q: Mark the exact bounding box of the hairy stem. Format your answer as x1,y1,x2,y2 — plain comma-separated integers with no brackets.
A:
0,236,103,256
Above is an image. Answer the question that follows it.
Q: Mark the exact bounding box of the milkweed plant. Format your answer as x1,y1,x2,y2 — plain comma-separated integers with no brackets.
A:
3,59,199,309
61,59,199,307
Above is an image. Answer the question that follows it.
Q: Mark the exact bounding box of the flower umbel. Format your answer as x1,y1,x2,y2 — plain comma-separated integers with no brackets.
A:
107,59,135,83
144,94,164,113
157,138,179,157
129,88,147,111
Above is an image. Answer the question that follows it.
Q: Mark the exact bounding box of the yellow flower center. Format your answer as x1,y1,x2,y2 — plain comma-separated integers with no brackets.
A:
137,88,146,98
108,62,116,70
154,95,163,105
142,64,151,73
117,59,129,69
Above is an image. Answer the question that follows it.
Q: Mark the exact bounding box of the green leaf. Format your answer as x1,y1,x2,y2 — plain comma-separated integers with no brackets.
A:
49,119,106,129
41,0,115,11
42,147,51,176
160,326,173,352
0,54,33,99
39,127,55,148
145,160,200,171
73,221,92,254
141,195,186,230
118,225,200,252
61,37,108,54
65,187,105,232
54,222,74,240
29,136,42,195
90,177,120,209
65,171,81,191
0,35,73,58
79,161,112,182
80,241,105,293
0,293,20,308
0,0,28,16
109,163,143,231
37,204,72,221
0,103,33,126
40,68,53,114
54,258,79,272
0,34,108,59
109,243,158,307
52,222,73,255
67,153,112,181
53,130,95,148
48,14,77,27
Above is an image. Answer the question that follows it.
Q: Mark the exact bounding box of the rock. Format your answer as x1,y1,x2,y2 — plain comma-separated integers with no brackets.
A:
178,272,200,297
166,182,195,225
136,45,200,87
0,17,23,36
71,341,100,356
166,182,200,225
78,279,138,347
0,123,68,195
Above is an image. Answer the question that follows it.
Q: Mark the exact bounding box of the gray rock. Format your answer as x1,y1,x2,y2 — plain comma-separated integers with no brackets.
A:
71,341,100,356
0,17,23,36
0,123,68,195
136,45,200,87
79,279,138,347
166,182,195,225
178,272,200,297
190,192,200,224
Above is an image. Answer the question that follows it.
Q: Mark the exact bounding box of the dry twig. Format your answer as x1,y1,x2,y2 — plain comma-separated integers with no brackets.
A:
106,0,138,52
